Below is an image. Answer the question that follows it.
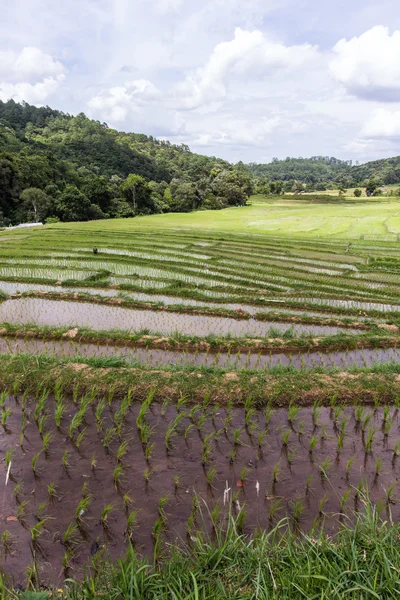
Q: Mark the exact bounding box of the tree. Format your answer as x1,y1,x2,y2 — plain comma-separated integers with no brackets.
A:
56,185,104,222
122,174,151,213
365,179,378,197
211,170,252,206
19,188,51,222
169,179,199,212
83,176,112,213
354,188,362,197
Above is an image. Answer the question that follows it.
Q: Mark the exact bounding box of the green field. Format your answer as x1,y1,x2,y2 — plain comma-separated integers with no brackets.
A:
3,198,400,598
31,195,400,240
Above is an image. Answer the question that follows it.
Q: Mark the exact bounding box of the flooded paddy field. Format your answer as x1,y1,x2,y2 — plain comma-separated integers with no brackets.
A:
1,392,400,586
0,298,359,337
2,337,400,369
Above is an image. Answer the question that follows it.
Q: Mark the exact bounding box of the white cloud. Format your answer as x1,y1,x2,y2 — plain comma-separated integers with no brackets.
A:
0,76,64,104
87,80,160,122
361,108,400,138
0,46,65,81
0,46,66,105
330,26,400,101
175,27,319,108
192,116,281,146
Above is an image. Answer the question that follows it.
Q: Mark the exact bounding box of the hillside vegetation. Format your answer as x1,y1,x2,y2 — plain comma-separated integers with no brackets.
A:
0,99,251,225
1,99,400,226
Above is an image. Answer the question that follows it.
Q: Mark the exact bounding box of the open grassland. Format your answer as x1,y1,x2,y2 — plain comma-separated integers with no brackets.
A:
3,200,400,597
32,195,400,239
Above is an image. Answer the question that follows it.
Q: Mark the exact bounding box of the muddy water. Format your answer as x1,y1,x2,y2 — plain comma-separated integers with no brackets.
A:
1,397,400,586
297,297,400,312
1,281,369,320
1,337,400,369
0,298,358,336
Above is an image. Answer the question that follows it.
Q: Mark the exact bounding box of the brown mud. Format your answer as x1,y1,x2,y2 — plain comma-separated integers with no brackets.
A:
1,398,400,587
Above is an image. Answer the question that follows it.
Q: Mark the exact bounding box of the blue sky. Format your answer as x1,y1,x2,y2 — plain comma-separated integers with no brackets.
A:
2,0,400,164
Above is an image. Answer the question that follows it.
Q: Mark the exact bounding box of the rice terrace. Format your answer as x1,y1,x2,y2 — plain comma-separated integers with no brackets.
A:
2,194,400,597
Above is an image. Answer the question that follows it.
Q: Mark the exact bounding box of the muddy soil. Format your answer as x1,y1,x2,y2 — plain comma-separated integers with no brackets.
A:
0,396,399,587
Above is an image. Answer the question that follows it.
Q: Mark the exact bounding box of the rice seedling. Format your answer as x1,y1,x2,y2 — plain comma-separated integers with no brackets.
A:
272,460,281,484
54,399,66,428
31,450,42,475
264,403,273,427
63,521,80,547
13,480,24,502
100,504,115,529
75,496,92,526
145,441,155,462
42,430,54,455
268,496,283,521
281,430,291,447
173,474,180,492
5,448,14,470
62,449,71,472
318,494,328,516
319,457,331,480
385,483,397,505
240,467,250,483
375,457,383,477
228,447,237,464
210,503,221,530
1,530,15,554
340,488,352,512
291,497,305,523
201,441,212,466
233,428,243,446
117,440,129,463
47,482,59,501
30,519,48,543
305,474,313,494
62,548,75,572
158,494,169,526
103,426,117,451
95,398,106,431
236,506,246,533
365,427,376,453
309,435,318,453
1,408,12,430
312,402,320,427
125,510,138,539
17,500,29,522
113,464,125,488
288,403,300,424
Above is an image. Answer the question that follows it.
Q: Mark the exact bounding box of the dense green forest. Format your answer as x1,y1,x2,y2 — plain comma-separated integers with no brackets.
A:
0,100,252,225
1,99,400,226
249,156,400,193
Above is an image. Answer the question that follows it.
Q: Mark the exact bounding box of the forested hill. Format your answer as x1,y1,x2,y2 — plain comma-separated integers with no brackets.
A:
0,99,251,226
1,98,400,226
248,156,400,189
248,157,351,185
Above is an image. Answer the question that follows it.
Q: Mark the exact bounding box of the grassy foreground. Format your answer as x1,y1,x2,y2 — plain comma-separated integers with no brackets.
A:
2,501,400,599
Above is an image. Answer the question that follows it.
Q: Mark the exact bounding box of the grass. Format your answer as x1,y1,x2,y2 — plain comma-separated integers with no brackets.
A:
2,352,400,406
2,195,395,239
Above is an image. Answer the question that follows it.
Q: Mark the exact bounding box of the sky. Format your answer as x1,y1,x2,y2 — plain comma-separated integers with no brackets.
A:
2,0,400,165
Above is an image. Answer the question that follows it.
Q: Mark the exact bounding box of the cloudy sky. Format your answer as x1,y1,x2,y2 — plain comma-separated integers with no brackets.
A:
2,0,400,164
